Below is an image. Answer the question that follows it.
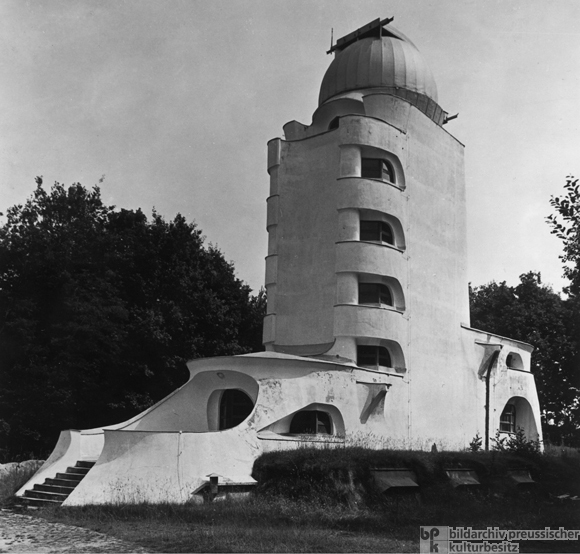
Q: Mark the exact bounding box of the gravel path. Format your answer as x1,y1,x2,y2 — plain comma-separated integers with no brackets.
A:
0,509,149,553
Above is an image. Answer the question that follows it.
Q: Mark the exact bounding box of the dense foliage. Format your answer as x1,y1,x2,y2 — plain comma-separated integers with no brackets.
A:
0,180,265,458
547,175,580,297
470,273,579,445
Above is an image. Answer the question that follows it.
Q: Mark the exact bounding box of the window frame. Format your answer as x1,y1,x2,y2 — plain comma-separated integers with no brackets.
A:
288,410,333,435
358,282,393,308
360,220,395,246
357,345,393,371
499,404,516,434
361,158,395,183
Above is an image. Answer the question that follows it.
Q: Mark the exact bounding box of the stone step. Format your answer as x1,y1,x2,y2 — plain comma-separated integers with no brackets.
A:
75,461,96,469
56,471,84,481
34,483,76,495
67,466,90,475
25,489,70,502
20,495,63,507
46,477,81,487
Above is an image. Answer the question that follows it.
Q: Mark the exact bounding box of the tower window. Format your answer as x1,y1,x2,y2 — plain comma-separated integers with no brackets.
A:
289,410,332,435
357,345,392,370
361,158,395,183
219,389,254,430
358,283,393,307
328,117,340,130
499,404,516,433
360,220,394,245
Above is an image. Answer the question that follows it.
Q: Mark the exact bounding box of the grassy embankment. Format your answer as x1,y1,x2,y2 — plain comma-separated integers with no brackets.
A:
13,447,580,553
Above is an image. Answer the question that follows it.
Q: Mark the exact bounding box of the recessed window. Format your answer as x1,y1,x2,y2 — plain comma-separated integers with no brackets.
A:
357,345,392,370
361,158,395,183
219,389,254,430
289,410,332,435
499,404,516,433
359,283,393,307
360,220,394,245
328,117,340,130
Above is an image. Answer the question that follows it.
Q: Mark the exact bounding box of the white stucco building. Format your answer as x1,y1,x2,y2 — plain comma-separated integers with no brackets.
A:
18,18,542,506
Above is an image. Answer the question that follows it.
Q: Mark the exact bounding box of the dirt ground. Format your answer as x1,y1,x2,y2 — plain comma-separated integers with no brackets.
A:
0,509,148,553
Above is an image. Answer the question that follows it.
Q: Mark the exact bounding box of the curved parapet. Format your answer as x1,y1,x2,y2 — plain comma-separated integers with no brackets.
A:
65,426,260,505
15,429,103,497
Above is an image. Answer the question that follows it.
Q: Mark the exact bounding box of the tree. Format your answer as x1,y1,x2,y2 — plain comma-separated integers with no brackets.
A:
0,180,265,458
470,273,579,446
547,175,580,297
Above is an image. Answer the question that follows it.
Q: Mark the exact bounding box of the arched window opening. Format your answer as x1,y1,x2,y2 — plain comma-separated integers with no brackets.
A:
359,283,393,307
219,389,254,430
360,220,394,245
499,404,516,433
328,116,340,130
357,345,392,370
289,410,332,435
506,352,524,370
361,158,395,183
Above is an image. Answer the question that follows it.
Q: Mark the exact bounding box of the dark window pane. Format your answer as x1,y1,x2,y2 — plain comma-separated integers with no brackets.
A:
290,410,331,435
379,285,393,306
317,412,332,434
360,221,380,241
381,160,395,182
380,222,394,244
359,283,378,304
219,389,254,430
357,345,377,367
361,158,382,179
378,347,392,368
361,158,395,182
499,405,516,433
328,117,339,130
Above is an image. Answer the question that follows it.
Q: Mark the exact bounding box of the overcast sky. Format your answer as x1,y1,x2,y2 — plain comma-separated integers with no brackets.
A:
1,0,579,295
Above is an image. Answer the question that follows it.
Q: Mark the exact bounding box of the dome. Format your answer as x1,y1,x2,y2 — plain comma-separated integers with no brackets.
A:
319,29,438,106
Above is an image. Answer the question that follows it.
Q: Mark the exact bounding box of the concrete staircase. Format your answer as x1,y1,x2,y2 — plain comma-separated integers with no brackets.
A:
19,461,95,507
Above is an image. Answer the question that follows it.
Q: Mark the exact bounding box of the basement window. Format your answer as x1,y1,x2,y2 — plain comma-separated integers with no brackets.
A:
358,283,393,307
219,389,254,430
499,404,516,433
289,410,332,435
357,345,392,371
361,158,395,183
360,220,394,245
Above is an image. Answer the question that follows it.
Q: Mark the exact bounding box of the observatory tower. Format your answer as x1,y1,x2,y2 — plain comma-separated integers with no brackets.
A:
17,19,542,507
264,20,466,373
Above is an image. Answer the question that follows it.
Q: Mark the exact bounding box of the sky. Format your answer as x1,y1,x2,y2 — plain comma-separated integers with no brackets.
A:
1,0,579,295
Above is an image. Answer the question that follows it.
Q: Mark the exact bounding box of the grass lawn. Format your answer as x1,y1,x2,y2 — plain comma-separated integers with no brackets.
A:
35,490,580,553
12,447,580,552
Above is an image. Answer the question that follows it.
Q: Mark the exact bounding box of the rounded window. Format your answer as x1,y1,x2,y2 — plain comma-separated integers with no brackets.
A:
219,389,254,430
357,345,392,370
289,410,333,435
361,158,395,183
358,282,393,307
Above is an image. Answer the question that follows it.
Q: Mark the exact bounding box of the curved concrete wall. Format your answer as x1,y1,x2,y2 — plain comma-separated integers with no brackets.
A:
335,241,406,284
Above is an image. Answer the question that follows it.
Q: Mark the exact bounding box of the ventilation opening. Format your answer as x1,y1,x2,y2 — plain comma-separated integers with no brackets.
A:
328,116,340,130
219,389,254,430
289,410,332,435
